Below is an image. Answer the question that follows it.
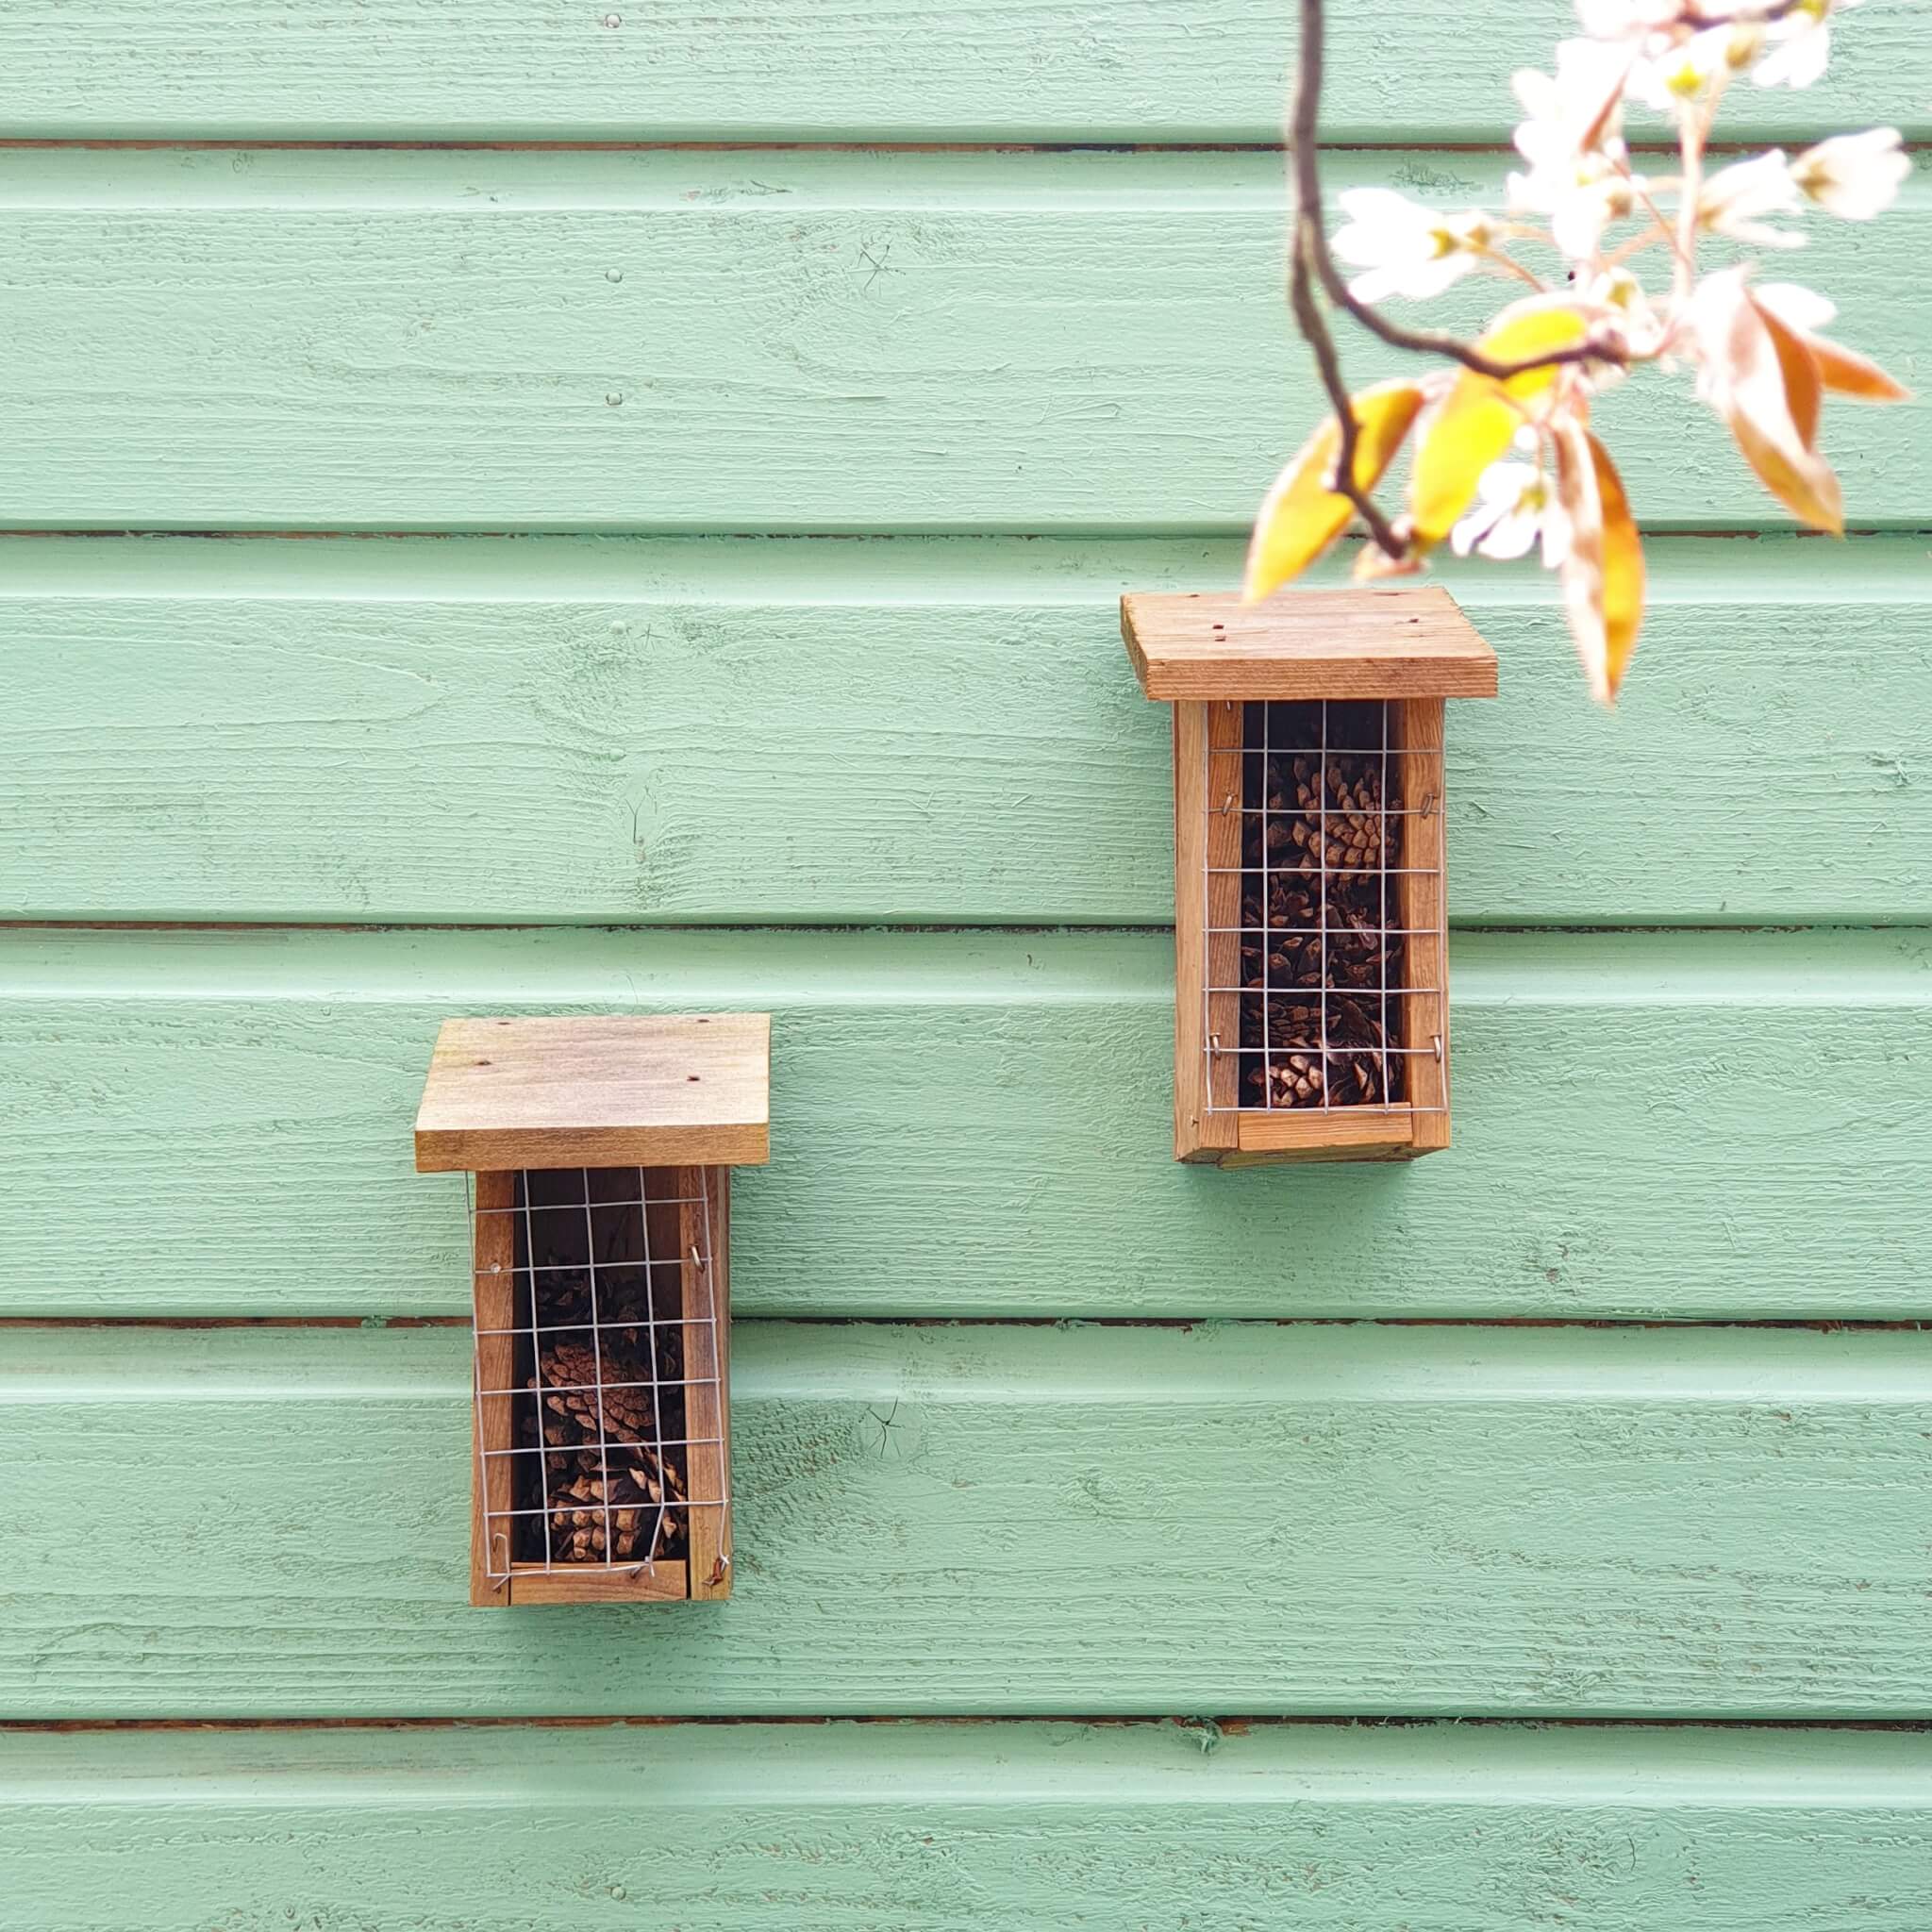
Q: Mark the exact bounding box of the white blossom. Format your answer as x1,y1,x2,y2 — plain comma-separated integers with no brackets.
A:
1512,164,1646,264
1790,127,1909,219
1330,189,1495,303
1509,39,1641,259
1513,38,1631,169
1451,458,1573,565
1583,265,1663,360
1698,149,1806,247
1753,0,1862,90
1626,23,1763,110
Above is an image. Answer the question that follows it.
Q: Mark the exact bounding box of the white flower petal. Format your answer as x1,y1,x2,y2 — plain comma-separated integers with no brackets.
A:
1755,281,1838,331
1479,508,1543,560
1755,19,1832,89
1792,126,1909,219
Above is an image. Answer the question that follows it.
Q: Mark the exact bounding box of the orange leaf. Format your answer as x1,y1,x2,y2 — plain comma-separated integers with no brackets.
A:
1807,335,1912,404
1243,382,1425,602
1551,423,1645,706
1694,273,1842,535
1410,302,1591,549
1755,296,1822,449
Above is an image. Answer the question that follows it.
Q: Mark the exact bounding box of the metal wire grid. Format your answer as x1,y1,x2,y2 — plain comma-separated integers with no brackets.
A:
469,1166,726,1581
1202,697,1445,1115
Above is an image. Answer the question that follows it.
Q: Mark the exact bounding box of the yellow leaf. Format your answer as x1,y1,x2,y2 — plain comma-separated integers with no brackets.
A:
1243,382,1425,601
1410,302,1591,549
1589,432,1644,704
1551,423,1645,706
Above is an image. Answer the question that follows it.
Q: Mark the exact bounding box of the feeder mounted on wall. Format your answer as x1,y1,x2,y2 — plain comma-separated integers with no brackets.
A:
1123,587,1497,1167
414,1014,771,1606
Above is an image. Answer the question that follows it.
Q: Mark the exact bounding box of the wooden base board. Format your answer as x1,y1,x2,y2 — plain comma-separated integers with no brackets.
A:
1182,1107,1430,1167
488,1563,693,1607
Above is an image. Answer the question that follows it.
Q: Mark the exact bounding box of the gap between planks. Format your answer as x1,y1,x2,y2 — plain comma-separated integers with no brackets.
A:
0,141,1918,156
2,1316,1926,1334
6,1713,1929,1734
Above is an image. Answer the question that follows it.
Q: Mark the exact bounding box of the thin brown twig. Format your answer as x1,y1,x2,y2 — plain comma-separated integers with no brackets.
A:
1286,6,1406,557
1679,0,1807,26
1290,0,1625,385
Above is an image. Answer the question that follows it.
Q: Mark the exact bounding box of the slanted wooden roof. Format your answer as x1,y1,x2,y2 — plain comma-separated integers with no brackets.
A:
414,1014,771,1173
1122,587,1499,702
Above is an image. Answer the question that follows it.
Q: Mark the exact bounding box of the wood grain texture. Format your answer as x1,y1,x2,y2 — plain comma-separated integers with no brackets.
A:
1396,697,1452,1156
0,0,1923,142
468,1169,516,1607
5,924,1932,1322
5,1321,1930,1718
1124,588,1498,701
1172,698,1241,1160
7,1723,1932,1932
415,1013,771,1171
0,149,1920,533
3,534,1928,925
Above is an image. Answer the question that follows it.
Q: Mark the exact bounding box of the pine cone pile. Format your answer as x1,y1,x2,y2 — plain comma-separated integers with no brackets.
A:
509,1256,691,1565
1238,705,1407,1109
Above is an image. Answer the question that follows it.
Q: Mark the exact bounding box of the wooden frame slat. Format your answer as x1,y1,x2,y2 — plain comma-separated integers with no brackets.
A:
1396,698,1452,1156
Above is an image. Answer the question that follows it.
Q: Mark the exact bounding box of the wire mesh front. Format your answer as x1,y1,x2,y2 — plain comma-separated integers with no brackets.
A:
1203,698,1444,1115
470,1165,725,1584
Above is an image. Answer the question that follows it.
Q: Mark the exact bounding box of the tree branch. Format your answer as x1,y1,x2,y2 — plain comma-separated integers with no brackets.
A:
1286,0,1407,557
1291,0,1624,384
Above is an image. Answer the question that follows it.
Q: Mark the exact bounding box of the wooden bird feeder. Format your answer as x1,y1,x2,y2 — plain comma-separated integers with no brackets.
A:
1123,587,1497,1166
415,1013,770,1605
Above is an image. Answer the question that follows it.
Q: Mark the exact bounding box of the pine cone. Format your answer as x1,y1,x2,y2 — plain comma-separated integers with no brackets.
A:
1237,710,1409,1111
514,1329,691,1563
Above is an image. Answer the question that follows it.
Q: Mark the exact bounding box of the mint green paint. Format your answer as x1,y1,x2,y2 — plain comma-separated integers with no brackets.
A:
8,1724,1932,1930
4,925,1930,1323
0,0,1923,142
7,1322,1930,1718
0,149,1920,532
0,534,1926,925
1,18,1928,1903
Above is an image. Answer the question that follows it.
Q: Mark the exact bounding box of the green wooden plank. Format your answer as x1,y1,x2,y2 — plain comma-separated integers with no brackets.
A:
4,925,1930,1322
2,533,1927,924
7,1724,1931,1930
4,1322,1929,1718
1,0,1924,142
0,149,1922,533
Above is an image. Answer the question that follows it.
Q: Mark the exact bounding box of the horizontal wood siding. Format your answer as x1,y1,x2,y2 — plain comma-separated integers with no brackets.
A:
6,3,1929,1909
5,926,1930,1322
1,1,1923,142
7,1322,1931,1718
2,535,1926,925
0,149,1920,533
8,1724,1932,1931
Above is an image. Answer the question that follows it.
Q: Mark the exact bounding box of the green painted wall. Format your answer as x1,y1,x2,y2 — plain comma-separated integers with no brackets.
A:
2,6,1929,1925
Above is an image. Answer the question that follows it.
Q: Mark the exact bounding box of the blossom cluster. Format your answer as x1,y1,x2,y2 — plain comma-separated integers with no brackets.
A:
1248,0,1912,702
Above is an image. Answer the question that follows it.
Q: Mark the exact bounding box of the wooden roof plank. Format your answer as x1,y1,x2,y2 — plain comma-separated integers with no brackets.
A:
413,1013,770,1172
1123,588,1500,702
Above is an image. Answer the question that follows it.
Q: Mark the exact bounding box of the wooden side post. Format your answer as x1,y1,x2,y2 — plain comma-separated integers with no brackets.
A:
680,1166,732,1598
1394,698,1451,1155
1173,699,1244,1160
469,1170,518,1607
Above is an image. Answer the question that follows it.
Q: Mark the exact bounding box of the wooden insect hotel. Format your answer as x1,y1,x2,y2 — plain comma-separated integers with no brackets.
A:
1123,587,1497,1166
414,1014,771,1605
